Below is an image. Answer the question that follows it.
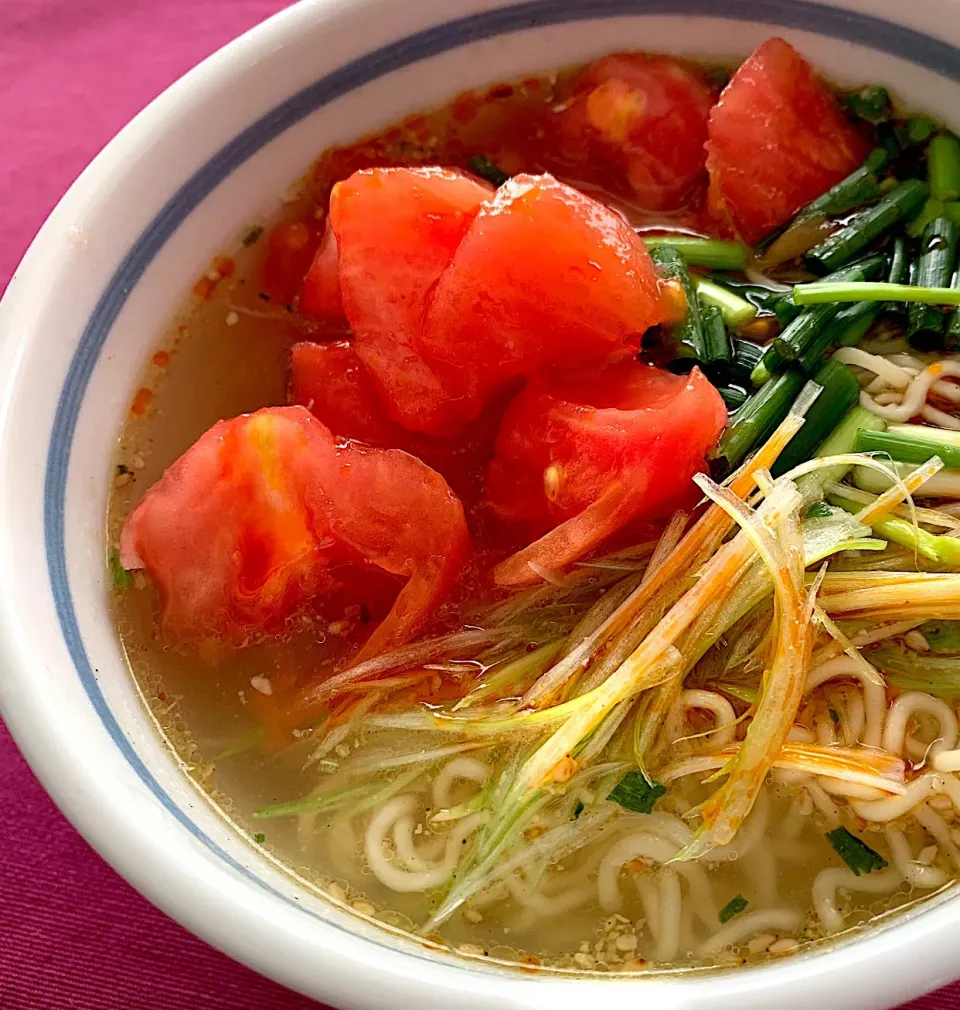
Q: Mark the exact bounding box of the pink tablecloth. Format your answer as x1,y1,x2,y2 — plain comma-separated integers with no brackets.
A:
0,2,956,1007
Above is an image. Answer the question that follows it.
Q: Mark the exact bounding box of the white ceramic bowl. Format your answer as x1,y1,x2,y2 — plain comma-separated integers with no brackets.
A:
4,1,960,1006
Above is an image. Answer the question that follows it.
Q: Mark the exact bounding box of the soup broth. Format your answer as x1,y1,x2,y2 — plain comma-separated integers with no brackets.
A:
111,40,960,973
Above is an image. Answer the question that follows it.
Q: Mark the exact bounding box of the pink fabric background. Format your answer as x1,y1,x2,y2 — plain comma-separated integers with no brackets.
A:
0,1,955,1006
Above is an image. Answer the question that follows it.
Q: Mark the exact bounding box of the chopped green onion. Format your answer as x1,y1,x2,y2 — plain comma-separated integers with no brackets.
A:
921,621,960,655
806,179,929,274
795,406,886,503
695,277,758,328
710,274,793,317
771,360,859,477
793,281,960,307
468,155,509,187
908,117,938,144
718,384,748,410
650,245,707,368
908,216,958,349
907,198,945,238
718,894,749,924
729,338,765,386
712,368,806,478
854,425,960,470
607,771,666,814
700,303,733,376
870,645,960,694
642,235,747,270
109,549,134,589
762,257,886,377
826,826,888,876
929,133,960,202
240,225,264,247
572,800,585,819
253,832,266,844
759,148,891,251
844,86,892,125
830,493,960,566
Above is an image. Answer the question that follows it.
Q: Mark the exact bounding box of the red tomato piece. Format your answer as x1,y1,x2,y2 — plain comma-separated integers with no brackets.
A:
705,38,868,245
554,53,716,210
289,340,500,503
299,221,344,321
290,340,409,447
119,407,343,648
420,174,665,415
486,357,727,586
330,167,493,435
120,406,469,654
311,439,470,658
262,220,320,304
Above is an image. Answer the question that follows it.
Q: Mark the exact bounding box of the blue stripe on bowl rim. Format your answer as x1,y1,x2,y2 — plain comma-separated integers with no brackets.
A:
41,0,960,954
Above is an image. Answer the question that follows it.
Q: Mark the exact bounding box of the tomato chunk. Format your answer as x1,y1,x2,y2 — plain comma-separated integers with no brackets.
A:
312,439,470,657
330,167,493,435
290,340,409,447
486,357,726,586
289,340,500,502
120,406,469,654
299,221,344,321
262,220,320,304
420,174,665,415
705,38,868,244
554,54,715,210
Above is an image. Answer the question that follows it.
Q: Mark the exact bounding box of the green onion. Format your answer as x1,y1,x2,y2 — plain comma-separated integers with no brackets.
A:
793,281,960,307
650,245,707,368
929,133,960,202
870,644,960,694
908,117,938,144
729,338,765,386
854,425,960,470
750,345,785,386
885,235,911,318
826,827,887,876
695,277,758,328
712,368,806,478
607,771,666,814
947,264,960,347
771,360,859,477
908,198,945,238
468,155,509,187
806,179,929,274
572,800,585,819
109,549,133,589
710,274,793,317
253,832,266,844
796,406,886,502
830,493,960,566
908,216,958,349
642,235,747,270
921,620,960,655
700,303,733,376
718,384,748,410
718,894,749,924
763,257,886,376
766,148,891,247
240,225,264,247
845,86,892,125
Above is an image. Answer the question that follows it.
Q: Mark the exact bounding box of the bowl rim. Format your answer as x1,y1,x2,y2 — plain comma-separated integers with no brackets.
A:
4,0,960,1006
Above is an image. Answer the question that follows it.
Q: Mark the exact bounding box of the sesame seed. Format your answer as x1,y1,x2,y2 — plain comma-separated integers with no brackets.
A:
249,675,273,696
